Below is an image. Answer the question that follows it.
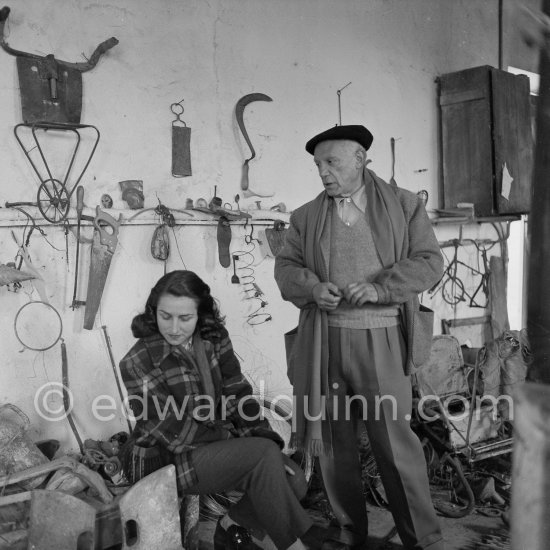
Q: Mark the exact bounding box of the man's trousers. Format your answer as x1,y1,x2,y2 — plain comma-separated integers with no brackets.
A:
318,325,444,550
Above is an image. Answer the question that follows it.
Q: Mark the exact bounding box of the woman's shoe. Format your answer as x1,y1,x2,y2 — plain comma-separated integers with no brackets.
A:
213,518,262,550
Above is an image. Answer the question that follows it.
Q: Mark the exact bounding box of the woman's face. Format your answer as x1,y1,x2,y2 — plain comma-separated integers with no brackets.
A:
156,293,198,346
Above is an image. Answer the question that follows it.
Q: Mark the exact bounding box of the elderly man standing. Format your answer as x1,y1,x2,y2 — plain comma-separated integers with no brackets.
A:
274,125,445,550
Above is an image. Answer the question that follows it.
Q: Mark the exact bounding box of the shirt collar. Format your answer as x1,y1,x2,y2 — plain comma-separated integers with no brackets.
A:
333,183,367,212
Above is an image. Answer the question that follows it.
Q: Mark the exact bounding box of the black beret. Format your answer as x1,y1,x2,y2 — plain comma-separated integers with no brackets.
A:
305,124,374,155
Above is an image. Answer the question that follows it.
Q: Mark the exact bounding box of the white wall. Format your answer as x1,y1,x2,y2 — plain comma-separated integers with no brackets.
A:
1,0,521,451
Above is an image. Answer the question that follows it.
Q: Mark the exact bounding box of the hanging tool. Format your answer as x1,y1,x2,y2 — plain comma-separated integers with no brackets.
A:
235,92,274,198
336,81,352,125
61,338,85,454
14,301,62,352
151,224,170,262
102,325,133,433
217,215,232,268
120,179,144,209
71,186,85,309
11,230,48,302
244,221,262,246
265,219,288,256
390,137,398,187
13,122,100,223
0,6,118,124
231,255,240,284
83,207,122,330
171,99,192,177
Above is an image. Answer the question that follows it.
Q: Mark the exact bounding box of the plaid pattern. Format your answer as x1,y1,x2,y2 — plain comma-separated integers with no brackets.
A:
119,328,265,490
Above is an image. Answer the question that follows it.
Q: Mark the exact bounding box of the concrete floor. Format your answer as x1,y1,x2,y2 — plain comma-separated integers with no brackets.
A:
0,491,508,550
197,503,509,549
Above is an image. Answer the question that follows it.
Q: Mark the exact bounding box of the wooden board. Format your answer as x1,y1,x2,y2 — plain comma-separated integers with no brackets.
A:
491,70,534,214
440,66,494,215
439,65,533,216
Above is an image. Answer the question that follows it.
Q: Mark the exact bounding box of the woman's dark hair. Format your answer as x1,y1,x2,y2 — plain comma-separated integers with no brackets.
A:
131,270,225,341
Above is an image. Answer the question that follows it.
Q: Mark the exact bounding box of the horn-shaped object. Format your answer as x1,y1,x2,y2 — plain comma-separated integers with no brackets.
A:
0,264,35,286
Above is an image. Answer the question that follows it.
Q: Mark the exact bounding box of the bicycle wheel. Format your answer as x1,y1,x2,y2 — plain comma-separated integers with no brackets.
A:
37,179,70,223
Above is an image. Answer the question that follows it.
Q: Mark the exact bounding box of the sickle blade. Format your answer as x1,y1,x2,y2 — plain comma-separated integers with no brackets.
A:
235,93,273,162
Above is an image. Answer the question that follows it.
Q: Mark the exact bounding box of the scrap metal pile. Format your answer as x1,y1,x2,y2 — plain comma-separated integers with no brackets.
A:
0,405,190,549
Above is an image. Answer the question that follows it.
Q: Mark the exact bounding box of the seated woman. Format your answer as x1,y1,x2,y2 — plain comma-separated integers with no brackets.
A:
119,270,315,550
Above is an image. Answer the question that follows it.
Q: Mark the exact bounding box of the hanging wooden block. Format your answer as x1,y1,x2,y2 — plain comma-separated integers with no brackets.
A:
171,100,192,177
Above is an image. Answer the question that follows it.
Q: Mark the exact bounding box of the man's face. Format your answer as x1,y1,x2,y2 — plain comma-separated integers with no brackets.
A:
313,140,363,197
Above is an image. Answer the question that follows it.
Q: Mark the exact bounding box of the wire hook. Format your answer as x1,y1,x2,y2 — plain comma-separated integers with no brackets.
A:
171,99,186,126
336,81,352,125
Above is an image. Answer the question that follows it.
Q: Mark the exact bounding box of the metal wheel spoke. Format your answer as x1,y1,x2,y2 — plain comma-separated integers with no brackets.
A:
37,179,70,223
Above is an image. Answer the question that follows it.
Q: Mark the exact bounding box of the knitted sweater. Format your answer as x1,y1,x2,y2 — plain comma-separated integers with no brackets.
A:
328,207,400,327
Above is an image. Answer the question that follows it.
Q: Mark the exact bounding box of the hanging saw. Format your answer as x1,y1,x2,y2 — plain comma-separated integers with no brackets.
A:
235,93,274,198
83,207,122,330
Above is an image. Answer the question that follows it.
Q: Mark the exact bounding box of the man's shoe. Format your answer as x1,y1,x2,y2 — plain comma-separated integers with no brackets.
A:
213,518,262,550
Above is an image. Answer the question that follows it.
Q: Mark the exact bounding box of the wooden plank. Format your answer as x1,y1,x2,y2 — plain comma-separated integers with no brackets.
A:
442,316,492,348
440,65,534,217
489,255,510,339
491,69,533,214
0,493,31,507
440,66,495,216
441,98,494,214
439,88,486,106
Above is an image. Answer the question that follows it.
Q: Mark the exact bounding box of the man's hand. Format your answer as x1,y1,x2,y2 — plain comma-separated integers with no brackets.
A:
343,282,379,306
312,282,342,311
